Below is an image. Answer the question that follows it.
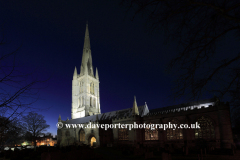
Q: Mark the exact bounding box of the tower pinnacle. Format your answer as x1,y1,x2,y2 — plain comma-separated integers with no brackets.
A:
73,66,77,79
132,96,139,116
95,67,99,79
58,114,61,122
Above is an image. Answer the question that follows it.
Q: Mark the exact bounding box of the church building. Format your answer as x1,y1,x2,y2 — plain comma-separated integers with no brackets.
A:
57,24,234,150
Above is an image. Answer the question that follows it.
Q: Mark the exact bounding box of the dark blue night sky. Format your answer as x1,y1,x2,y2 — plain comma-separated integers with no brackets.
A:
0,1,236,136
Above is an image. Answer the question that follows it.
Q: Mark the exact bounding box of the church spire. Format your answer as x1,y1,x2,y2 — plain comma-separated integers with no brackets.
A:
83,22,90,49
80,22,93,76
132,96,139,116
71,23,101,119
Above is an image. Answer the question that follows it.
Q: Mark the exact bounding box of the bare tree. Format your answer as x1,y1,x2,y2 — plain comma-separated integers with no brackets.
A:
22,112,50,146
0,44,41,122
121,0,240,122
0,116,11,146
0,117,25,147
24,131,33,142
0,28,48,147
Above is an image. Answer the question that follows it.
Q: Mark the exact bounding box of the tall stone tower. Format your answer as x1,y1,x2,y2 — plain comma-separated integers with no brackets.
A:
71,23,101,119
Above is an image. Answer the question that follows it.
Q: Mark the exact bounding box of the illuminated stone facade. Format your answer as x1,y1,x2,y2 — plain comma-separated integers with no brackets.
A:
57,24,234,149
112,98,233,149
71,23,100,119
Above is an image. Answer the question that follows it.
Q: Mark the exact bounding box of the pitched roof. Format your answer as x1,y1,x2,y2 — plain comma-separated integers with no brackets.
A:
148,97,217,116
65,104,149,124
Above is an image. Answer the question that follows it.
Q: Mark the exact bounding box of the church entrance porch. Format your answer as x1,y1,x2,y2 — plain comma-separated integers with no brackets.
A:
89,136,97,147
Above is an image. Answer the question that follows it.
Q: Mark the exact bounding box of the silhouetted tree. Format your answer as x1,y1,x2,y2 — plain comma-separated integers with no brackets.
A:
24,131,33,142
0,116,25,147
121,0,240,124
0,27,48,147
0,116,10,147
22,112,50,146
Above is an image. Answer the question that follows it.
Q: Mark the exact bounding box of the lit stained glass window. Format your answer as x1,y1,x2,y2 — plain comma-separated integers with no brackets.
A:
118,128,128,140
145,123,158,140
195,116,215,139
167,119,183,140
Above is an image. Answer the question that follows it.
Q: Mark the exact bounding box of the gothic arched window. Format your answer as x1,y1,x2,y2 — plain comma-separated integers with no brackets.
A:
82,96,85,105
78,97,82,107
65,130,70,137
81,96,82,106
167,119,183,140
90,82,94,94
79,129,85,142
195,116,215,139
145,123,158,140
93,98,96,108
90,83,92,93
90,97,92,107
80,81,83,93
118,128,128,140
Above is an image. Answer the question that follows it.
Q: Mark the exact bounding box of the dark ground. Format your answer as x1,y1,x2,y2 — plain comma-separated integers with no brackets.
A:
0,145,240,160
